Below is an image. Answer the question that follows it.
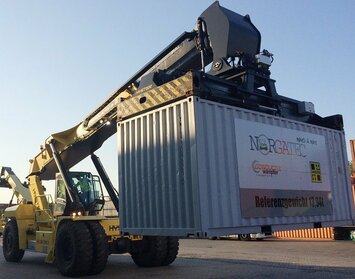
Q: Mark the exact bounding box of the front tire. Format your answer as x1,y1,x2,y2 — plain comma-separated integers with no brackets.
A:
3,219,24,262
55,221,93,277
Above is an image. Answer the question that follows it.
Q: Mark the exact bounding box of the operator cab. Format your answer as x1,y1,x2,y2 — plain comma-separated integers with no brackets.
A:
54,171,105,216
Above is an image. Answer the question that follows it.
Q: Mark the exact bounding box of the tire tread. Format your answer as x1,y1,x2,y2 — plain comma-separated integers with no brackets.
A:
86,221,108,275
2,219,25,262
131,236,168,267
55,221,93,277
162,237,179,266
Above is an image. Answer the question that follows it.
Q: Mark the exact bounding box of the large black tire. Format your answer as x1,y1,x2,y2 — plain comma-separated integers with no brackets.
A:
239,234,251,241
130,236,168,267
55,221,93,277
85,221,108,275
162,237,179,266
2,220,24,262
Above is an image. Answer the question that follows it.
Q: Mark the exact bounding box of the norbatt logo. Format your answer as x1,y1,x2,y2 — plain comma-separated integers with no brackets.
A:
249,134,307,157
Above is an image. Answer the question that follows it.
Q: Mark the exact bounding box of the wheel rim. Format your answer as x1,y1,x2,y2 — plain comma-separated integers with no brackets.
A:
240,234,249,239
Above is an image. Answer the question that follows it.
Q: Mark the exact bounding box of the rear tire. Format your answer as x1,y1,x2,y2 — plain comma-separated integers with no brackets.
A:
55,221,93,277
85,221,108,275
239,234,251,241
131,236,167,267
3,219,24,262
162,237,179,266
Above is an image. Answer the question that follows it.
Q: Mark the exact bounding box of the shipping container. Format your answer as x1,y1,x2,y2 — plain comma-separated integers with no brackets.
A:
117,94,355,237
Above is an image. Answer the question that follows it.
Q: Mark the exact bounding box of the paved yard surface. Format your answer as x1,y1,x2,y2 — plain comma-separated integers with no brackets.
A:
1,237,354,278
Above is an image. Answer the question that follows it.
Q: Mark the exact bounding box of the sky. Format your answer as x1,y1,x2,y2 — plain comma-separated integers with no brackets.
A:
0,0,354,203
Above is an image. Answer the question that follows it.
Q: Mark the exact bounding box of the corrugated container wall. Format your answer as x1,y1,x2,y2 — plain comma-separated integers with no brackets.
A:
118,98,200,236
117,97,355,237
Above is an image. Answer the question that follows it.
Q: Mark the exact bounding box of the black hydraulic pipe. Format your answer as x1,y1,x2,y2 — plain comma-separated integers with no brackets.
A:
8,192,15,206
49,141,74,203
91,154,119,212
197,18,205,72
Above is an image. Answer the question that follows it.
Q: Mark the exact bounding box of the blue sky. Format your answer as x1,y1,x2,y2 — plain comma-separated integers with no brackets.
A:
0,0,354,202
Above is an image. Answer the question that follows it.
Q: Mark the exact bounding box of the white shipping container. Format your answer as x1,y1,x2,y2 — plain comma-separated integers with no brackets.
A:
117,96,355,237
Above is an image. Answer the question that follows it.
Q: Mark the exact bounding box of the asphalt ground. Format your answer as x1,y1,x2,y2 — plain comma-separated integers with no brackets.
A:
0,237,354,279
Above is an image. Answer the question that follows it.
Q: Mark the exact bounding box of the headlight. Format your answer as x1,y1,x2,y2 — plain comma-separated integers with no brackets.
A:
71,211,83,218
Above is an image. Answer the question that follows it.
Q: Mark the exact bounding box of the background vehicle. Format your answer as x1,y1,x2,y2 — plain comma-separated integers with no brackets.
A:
210,233,272,241
239,233,270,241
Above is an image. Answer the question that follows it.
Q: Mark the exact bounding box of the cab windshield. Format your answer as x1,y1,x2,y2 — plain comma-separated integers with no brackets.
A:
70,172,104,212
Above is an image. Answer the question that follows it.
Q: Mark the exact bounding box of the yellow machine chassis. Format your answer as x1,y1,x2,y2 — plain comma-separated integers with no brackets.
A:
4,204,141,263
